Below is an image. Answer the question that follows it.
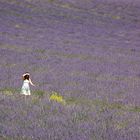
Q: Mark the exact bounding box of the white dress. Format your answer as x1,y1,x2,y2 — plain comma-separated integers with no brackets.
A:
21,79,31,95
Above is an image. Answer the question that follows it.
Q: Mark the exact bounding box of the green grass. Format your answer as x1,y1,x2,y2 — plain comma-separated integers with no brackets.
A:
114,120,129,130
33,90,45,98
0,135,32,140
0,88,46,101
0,44,33,53
71,111,89,123
0,87,20,95
48,50,116,63
31,96,40,104
66,97,140,113
34,49,46,54
127,106,140,112
48,0,55,2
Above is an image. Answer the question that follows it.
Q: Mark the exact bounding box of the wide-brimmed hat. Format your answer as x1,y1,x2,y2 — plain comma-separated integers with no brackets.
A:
22,72,30,77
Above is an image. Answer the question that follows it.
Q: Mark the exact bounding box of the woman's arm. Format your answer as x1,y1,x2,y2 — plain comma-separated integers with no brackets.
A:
29,78,35,86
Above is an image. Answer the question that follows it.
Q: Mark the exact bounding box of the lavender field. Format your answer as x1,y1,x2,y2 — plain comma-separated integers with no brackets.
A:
0,0,140,139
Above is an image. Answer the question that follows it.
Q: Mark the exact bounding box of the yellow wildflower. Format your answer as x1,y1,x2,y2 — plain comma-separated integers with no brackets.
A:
49,91,66,105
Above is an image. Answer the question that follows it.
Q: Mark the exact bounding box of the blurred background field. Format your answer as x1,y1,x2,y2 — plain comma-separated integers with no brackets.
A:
0,0,140,139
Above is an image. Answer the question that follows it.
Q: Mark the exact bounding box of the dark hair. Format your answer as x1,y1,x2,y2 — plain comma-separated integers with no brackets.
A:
23,74,30,80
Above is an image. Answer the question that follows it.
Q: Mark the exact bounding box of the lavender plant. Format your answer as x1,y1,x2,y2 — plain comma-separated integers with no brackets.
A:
0,0,140,139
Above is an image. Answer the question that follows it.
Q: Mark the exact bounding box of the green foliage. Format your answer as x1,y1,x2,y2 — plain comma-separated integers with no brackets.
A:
0,87,20,95
114,120,129,130
0,135,32,140
127,106,140,112
66,97,140,113
48,0,55,3
66,97,77,105
34,49,46,54
72,111,89,123
31,96,40,104
34,90,45,97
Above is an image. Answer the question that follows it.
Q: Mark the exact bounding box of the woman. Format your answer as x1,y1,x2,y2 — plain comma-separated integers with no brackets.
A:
21,72,35,95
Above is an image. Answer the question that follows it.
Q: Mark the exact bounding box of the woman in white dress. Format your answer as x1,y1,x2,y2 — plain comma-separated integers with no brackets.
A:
21,72,35,95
